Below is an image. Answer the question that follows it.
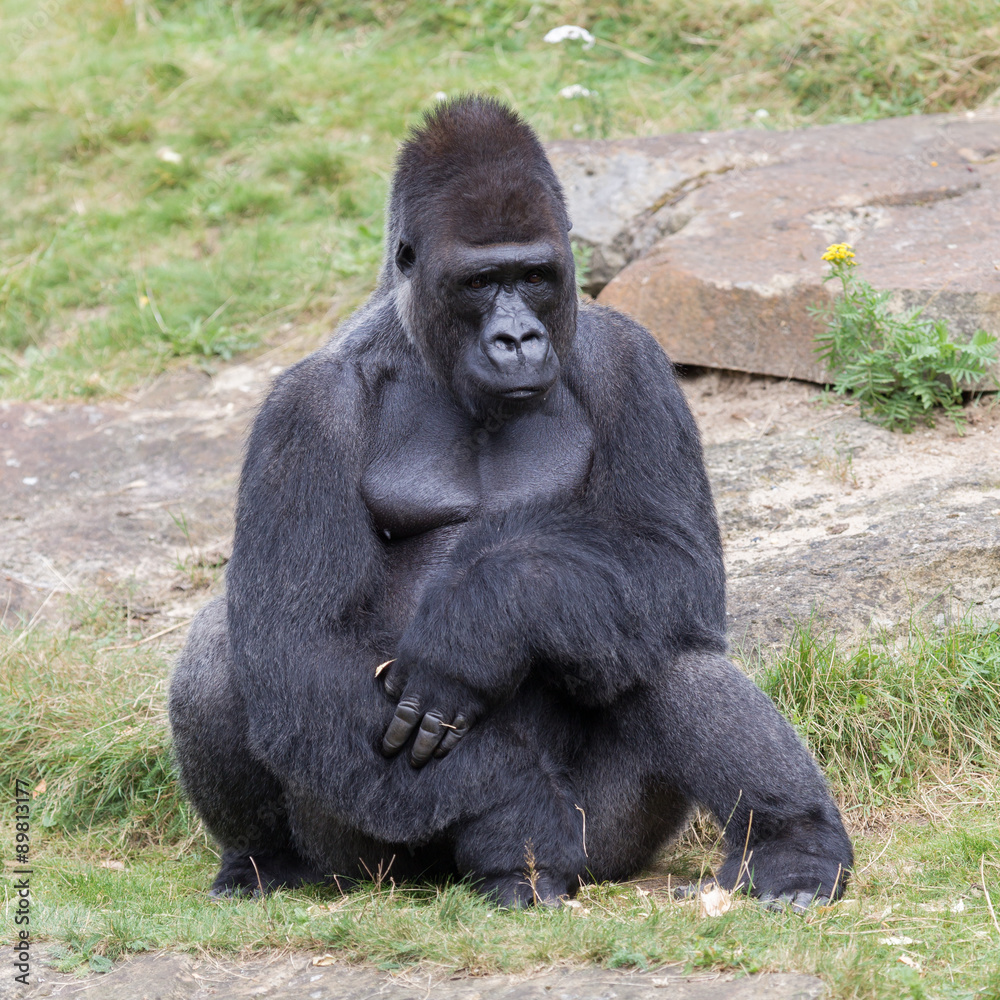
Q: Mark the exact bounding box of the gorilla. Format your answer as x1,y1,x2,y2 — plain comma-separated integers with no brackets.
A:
169,96,853,908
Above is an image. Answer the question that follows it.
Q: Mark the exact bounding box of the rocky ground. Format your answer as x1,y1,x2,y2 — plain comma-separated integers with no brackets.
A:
2,354,998,649
3,948,826,1000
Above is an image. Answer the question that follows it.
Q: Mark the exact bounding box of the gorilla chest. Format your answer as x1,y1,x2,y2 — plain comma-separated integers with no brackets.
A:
361,397,593,540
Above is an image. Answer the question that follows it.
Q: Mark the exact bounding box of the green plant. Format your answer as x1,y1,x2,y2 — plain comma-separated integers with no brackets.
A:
814,243,998,432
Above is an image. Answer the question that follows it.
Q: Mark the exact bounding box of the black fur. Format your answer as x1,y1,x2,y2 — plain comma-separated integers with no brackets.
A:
169,96,853,907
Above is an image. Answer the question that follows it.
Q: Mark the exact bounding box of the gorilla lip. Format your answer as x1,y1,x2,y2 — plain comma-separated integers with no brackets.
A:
501,386,548,399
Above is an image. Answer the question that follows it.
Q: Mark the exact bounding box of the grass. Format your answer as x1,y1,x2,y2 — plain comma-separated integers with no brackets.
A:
2,604,999,997
2,0,1000,397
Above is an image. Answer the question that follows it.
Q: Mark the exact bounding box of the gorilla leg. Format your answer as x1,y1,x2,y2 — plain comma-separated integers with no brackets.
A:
287,749,584,908
169,598,321,896
648,652,852,903
281,685,588,905
570,693,692,884
283,793,456,890
446,727,587,906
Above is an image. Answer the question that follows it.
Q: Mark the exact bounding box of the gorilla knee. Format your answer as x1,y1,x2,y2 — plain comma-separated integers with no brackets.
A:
169,597,241,750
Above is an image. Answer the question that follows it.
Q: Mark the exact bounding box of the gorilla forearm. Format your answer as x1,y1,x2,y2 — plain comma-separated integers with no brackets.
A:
399,510,726,707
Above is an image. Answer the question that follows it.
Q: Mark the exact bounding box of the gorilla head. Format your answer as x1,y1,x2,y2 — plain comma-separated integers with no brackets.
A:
384,97,578,417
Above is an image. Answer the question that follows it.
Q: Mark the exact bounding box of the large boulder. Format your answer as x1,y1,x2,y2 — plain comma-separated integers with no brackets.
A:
548,111,1000,383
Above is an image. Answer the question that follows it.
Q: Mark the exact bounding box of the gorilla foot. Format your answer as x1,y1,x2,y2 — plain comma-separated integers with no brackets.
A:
476,871,573,908
715,836,851,908
209,848,321,899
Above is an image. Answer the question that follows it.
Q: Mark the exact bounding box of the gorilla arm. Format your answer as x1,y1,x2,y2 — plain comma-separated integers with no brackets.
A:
382,311,728,763
226,354,387,783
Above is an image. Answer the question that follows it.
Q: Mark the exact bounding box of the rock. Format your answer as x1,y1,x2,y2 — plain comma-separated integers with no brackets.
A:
548,130,780,292
548,111,1000,383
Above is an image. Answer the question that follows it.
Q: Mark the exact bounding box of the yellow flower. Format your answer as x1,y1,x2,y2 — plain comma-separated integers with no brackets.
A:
821,243,857,265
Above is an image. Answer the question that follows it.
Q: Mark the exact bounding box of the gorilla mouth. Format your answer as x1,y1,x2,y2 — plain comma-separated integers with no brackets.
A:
501,386,547,399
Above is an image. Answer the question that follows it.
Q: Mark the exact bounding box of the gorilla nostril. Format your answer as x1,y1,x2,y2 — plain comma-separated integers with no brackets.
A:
494,334,518,352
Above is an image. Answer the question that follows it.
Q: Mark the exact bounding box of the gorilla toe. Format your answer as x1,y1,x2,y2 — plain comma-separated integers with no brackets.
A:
209,848,320,899
476,871,572,908
760,889,826,914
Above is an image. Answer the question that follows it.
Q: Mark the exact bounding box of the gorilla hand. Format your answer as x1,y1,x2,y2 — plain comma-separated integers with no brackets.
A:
381,661,483,767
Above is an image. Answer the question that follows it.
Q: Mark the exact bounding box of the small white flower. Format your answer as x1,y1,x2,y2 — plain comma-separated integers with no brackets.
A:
544,25,595,50
559,84,595,99
753,108,769,119
433,91,448,102
156,146,183,164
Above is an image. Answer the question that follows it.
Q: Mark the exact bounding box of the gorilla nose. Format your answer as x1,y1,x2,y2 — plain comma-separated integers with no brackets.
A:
482,328,551,372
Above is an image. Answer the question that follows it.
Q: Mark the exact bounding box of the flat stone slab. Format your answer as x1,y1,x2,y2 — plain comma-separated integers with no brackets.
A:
549,111,1000,383
3,946,824,1000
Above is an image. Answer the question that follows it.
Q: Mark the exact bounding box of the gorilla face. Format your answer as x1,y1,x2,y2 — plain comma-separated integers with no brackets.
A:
385,98,578,419
395,236,571,416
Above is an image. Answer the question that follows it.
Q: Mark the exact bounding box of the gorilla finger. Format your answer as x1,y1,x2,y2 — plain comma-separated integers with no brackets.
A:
409,714,446,767
383,671,406,701
382,700,422,756
433,716,471,758
789,890,820,912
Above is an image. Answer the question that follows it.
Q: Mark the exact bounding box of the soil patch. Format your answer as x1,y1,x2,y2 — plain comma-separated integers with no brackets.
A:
4,946,824,1000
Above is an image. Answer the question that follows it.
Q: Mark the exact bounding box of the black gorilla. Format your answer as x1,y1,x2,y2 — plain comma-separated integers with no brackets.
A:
169,97,853,908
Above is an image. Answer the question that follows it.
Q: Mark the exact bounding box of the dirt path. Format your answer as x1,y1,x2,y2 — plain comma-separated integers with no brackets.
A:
3,357,998,647
4,946,824,1000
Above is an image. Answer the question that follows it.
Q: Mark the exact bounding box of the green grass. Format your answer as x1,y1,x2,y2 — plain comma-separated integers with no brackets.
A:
2,606,999,997
763,620,1000,809
2,0,1000,397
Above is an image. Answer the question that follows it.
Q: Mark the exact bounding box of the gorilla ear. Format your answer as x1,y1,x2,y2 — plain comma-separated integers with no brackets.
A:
395,240,416,275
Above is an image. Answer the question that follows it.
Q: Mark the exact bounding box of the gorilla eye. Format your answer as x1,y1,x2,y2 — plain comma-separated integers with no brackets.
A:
395,240,416,275
525,271,545,284
469,275,489,289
